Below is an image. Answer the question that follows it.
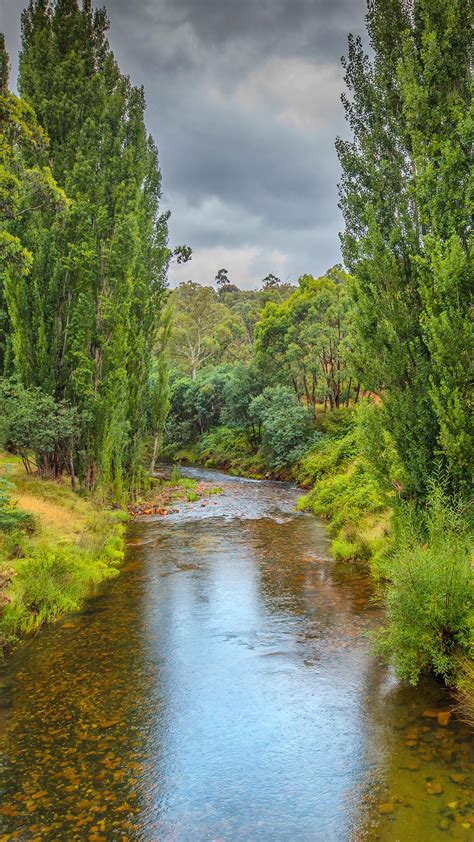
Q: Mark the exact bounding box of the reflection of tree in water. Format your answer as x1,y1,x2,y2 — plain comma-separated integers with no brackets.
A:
246,516,379,647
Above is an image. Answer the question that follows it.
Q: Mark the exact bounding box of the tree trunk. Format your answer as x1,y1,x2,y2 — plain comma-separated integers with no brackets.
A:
346,377,352,408
69,446,77,492
150,430,159,474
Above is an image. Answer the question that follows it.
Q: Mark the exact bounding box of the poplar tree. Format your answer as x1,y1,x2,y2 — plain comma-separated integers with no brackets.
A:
337,0,472,499
0,34,68,381
16,0,169,497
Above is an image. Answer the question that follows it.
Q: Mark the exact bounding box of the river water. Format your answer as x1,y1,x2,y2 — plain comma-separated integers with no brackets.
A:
0,468,472,841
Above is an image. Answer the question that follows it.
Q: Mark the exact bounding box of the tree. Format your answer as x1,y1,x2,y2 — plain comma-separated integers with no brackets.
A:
249,386,317,469
16,0,169,498
0,34,10,92
170,282,242,378
215,268,230,288
261,273,281,289
0,379,84,487
150,308,172,474
173,244,192,264
255,270,355,413
221,363,265,447
0,36,68,380
336,0,472,499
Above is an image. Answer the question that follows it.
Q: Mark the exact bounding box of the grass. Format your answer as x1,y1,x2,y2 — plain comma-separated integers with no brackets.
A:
0,454,127,652
295,409,392,572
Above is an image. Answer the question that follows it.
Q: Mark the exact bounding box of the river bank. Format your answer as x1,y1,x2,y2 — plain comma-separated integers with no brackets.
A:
166,409,391,571
0,454,126,654
165,416,473,721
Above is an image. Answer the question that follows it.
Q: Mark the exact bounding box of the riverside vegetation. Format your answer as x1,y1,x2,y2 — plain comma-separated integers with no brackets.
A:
0,0,472,719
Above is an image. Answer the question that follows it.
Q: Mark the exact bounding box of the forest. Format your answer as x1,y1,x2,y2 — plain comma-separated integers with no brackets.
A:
0,0,472,719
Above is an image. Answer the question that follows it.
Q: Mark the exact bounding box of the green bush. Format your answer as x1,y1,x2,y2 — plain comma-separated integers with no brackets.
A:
249,386,318,470
171,465,182,482
375,487,473,685
0,478,33,532
304,464,385,535
296,414,357,486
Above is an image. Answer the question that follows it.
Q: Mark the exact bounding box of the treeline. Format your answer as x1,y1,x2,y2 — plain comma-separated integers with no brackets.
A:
336,0,472,501
164,268,359,472
0,1,169,500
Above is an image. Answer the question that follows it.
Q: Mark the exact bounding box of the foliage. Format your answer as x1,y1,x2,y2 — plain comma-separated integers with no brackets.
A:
166,365,234,446
249,385,318,469
255,271,356,412
296,407,389,563
192,427,266,477
0,1,170,499
220,363,265,447
218,282,295,345
149,308,173,473
375,486,473,685
0,379,84,483
337,0,472,499
0,477,32,532
170,283,246,378
0,456,125,648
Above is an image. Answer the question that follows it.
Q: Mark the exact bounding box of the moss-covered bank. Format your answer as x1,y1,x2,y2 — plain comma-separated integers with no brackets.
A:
0,454,127,654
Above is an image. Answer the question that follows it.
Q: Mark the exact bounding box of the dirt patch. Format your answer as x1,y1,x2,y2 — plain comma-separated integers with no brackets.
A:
13,493,87,542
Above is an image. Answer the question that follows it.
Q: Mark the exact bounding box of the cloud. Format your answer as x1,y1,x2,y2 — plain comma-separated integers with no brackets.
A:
2,0,368,287
168,245,290,290
234,58,344,132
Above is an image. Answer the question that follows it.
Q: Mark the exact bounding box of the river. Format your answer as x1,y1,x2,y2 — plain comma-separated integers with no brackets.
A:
0,468,472,840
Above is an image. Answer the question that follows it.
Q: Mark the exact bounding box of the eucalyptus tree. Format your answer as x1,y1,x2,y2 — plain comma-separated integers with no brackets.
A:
255,271,354,413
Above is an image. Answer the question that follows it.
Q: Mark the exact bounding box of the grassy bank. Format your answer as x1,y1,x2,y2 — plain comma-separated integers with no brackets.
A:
294,409,392,572
0,454,127,653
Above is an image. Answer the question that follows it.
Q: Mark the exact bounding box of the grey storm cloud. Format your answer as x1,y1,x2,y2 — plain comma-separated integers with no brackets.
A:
1,0,368,287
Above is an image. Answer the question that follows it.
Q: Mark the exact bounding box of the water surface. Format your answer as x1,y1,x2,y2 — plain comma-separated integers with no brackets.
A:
0,468,472,840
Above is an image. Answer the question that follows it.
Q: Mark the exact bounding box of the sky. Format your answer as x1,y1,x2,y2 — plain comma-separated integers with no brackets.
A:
1,0,367,288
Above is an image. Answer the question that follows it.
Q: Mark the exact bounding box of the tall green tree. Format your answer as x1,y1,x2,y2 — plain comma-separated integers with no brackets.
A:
15,0,169,497
0,34,68,381
336,0,472,499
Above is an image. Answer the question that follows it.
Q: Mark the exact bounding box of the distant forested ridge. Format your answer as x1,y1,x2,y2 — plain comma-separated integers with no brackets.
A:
1,1,169,499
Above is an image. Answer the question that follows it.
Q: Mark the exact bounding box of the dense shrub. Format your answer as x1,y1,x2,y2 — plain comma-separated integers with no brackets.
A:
249,386,319,470
375,487,473,685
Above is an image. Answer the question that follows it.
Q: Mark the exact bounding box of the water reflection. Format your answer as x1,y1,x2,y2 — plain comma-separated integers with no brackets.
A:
0,469,471,841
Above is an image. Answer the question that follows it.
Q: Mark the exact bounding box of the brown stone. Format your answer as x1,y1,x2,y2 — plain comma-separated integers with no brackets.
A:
379,802,395,815
437,711,452,726
449,773,466,784
425,782,444,796
422,708,442,718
